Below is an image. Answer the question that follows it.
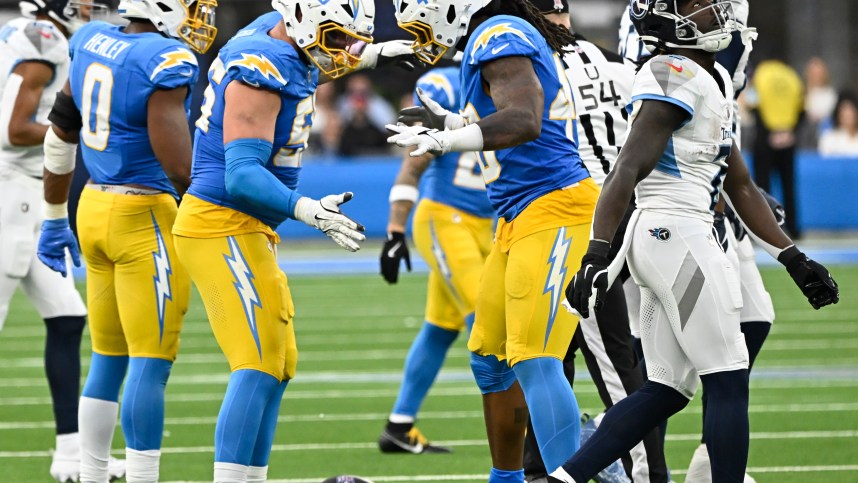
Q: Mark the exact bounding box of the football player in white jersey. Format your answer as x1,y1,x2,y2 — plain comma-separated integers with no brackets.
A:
520,2,668,483
620,2,776,481
0,1,123,481
551,1,839,482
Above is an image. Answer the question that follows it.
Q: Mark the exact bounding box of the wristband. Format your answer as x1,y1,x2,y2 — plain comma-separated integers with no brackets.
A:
445,123,484,152
389,184,419,203
43,200,68,220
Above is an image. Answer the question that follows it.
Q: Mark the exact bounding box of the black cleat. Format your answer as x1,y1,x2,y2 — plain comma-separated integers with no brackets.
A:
378,426,452,454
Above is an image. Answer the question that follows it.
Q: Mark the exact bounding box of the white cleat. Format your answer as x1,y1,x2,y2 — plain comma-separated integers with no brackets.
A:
51,433,81,482
108,456,126,482
50,455,80,482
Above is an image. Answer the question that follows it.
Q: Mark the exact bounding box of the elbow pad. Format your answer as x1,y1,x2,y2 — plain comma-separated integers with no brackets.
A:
43,127,77,175
48,91,83,133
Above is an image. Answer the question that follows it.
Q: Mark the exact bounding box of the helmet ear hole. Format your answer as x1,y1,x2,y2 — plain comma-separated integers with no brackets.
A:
295,3,302,22
445,4,455,24
156,1,173,12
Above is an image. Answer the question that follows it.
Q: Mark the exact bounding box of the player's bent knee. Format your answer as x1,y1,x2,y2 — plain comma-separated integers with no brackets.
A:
470,352,516,394
44,315,86,336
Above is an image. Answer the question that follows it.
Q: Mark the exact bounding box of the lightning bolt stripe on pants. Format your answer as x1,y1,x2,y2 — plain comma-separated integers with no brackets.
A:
224,236,264,358
542,227,572,350
151,211,173,344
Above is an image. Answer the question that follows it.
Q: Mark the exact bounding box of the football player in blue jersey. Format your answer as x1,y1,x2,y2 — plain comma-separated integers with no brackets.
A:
38,0,217,480
378,66,495,454
388,1,599,481
170,1,417,480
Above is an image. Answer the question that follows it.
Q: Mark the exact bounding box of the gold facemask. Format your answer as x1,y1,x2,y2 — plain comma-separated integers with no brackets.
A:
398,20,448,65
178,0,218,54
303,21,373,79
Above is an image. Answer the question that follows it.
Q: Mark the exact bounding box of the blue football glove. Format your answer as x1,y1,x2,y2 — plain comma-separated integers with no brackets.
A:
37,218,81,278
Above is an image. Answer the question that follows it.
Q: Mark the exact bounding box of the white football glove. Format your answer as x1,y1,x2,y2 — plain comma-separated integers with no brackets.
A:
398,87,466,130
294,193,366,252
386,124,449,157
356,40,421,71
386,123,484,157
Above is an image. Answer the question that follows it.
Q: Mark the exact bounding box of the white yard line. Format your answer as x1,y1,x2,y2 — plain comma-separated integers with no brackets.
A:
4,402,858,431
3,430,858,458
160,465,858,483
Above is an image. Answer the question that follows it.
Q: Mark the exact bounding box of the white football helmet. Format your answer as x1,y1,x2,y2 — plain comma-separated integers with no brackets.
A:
393,0,491,65
118,0,217,53
273,0,375,79
18,0,107,34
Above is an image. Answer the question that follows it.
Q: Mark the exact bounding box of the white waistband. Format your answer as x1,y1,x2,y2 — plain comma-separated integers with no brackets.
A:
86,184,163,195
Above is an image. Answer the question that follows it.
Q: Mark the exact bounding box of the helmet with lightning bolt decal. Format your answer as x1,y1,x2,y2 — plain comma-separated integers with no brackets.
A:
272,0,375,79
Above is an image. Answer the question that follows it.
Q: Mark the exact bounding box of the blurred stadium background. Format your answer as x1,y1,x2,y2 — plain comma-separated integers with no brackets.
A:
0,0,856,481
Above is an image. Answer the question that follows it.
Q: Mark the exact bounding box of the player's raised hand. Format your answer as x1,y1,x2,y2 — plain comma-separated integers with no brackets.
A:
356,40,422,71
386,124,448,157
565,240,611,319
37,218,81,278
380,231,411,284
294,193,366,252
398,88,465,130
778,246,839,309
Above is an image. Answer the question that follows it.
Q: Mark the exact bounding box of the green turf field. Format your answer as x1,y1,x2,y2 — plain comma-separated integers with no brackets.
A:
1,265,856,482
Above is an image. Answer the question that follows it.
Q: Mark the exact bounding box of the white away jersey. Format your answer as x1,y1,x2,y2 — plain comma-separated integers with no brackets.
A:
629,55,734,222
562,38,635,185
0,17,69,177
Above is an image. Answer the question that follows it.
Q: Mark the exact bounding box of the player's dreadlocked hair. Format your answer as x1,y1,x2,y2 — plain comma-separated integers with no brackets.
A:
484,0,576,55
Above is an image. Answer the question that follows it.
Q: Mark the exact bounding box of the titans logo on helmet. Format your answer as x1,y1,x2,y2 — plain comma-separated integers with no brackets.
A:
649,227,671,242
630,0,651,19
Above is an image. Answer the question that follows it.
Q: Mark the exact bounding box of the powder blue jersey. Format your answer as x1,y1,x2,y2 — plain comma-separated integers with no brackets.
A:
69,21,199,196
460,15,590,221
415,67,494,219
189,12,318,228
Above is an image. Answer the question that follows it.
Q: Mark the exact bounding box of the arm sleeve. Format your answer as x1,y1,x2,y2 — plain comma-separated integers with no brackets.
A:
630,56,700,119
224,139,303,220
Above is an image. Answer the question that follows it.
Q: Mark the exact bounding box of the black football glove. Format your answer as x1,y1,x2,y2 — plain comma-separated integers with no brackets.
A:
778,246,839,309
713,211,729,252
565,240,611,319
380,231,411,284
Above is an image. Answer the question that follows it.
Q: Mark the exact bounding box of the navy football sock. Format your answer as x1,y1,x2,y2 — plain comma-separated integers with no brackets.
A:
513,357,580,472
741,321,770,370
701,370,749,483
702,322,768,442
44,316,85,435
390,322,459,420
557,381,687,482
633,336,669,448
121,357,173,450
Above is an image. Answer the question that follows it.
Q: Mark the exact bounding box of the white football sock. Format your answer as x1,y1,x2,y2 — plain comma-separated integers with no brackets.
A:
388,414,415,424
686,443,713,483
79,396,119,483
125,448,160,483
247,465,268,482
214,462,249,483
